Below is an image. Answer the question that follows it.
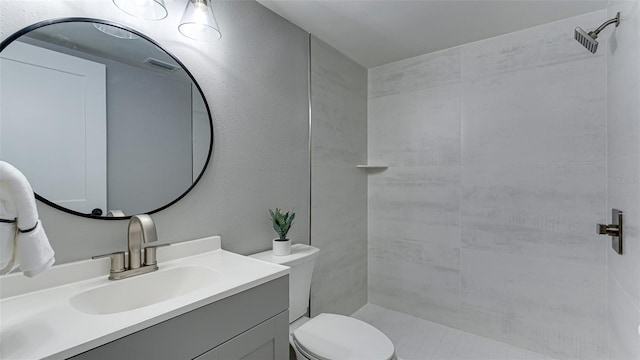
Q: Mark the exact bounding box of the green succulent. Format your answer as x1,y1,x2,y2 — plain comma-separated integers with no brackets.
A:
269,208,295,241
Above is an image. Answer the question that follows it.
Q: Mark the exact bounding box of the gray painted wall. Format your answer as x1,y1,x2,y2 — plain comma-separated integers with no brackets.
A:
368,11,608,359
1,0,310,263
309,35,368,317
606,1,640,359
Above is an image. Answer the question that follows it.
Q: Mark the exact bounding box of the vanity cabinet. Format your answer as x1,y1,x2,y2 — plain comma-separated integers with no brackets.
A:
70,276,289,360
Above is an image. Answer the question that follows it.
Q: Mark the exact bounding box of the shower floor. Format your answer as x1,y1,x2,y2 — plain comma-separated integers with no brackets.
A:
351,304,555,360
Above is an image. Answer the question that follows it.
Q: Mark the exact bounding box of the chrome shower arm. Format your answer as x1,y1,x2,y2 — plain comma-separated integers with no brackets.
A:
592,12,620,36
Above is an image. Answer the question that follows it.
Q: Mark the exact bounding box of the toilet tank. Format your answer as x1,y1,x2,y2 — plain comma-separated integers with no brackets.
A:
250,244,319,323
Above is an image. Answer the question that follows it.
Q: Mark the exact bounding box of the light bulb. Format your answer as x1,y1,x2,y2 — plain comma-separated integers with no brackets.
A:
179,0,221,41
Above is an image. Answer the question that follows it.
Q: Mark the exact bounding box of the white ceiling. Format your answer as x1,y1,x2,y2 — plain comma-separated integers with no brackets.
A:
257,0,608,68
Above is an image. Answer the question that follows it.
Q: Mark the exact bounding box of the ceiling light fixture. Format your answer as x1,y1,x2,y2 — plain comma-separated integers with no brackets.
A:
179,0,221,41
112,0,168,21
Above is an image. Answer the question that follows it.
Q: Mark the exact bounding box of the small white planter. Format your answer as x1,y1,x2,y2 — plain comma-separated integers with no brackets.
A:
272,239,291,256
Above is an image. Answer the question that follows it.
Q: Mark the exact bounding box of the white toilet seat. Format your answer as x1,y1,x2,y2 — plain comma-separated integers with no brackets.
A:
293,337,323,360
292,313,395,360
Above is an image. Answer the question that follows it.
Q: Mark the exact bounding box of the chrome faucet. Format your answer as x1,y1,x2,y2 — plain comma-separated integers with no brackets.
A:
128,214,157,269
92,214,168,280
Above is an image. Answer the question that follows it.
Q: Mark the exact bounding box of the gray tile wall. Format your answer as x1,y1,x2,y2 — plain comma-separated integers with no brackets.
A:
310,36,368,316
368,11,608,359
606,2,640,359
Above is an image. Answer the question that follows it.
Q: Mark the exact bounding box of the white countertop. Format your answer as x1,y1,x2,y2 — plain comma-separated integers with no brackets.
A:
0,236,289,360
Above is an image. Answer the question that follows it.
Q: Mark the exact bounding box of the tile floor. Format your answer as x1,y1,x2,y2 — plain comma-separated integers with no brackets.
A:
351,304,555,360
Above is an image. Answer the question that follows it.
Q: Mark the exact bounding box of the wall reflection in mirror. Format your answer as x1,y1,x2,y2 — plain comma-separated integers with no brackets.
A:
0,20,213,218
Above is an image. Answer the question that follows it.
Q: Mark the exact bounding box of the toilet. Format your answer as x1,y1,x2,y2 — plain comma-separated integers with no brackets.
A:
251,244,396,360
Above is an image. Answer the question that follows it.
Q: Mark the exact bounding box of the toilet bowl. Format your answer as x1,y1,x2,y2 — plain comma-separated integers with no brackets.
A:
250,244,396,360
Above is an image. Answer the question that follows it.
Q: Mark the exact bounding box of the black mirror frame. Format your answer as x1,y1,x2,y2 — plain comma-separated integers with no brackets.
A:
0,17,214,220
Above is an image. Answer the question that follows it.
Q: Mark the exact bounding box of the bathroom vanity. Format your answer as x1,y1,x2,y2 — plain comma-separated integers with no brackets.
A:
0,237,290,359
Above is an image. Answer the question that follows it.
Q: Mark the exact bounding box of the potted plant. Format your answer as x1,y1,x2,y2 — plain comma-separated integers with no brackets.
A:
269,208,295,256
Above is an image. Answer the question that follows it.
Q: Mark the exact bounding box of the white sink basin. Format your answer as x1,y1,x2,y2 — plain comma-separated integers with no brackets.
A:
69,266,219,315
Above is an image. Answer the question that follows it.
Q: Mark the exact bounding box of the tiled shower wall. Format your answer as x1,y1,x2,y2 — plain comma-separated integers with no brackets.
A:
367,11,608,359
606,1,640,359
310,36,368,316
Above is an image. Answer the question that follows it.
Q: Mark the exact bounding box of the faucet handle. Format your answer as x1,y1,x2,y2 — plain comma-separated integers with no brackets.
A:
143,243,170,266
92,252,125,273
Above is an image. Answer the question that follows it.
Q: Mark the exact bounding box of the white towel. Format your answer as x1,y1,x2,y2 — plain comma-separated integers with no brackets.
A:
0,223,16,272
0,161,55,277
17,220,54,277
0,189,17,272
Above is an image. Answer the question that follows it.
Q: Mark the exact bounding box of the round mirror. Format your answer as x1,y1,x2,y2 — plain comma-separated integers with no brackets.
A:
0,19,213,219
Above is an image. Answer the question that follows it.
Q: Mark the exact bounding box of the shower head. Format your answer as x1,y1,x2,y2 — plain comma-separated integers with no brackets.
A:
574,12,620,54
574,27,598,54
